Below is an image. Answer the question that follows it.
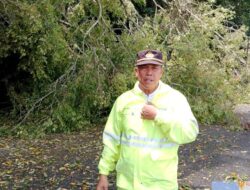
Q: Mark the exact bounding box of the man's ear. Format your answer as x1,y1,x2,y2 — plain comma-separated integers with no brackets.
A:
134,67,138,78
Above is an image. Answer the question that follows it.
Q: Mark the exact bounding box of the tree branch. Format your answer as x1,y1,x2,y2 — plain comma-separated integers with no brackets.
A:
16,62,77,126
83,0,102,39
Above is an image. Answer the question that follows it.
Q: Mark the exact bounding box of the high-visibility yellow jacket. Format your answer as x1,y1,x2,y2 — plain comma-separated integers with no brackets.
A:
98,81,199,190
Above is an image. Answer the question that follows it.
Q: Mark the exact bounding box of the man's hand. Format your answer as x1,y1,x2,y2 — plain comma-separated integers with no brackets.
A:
96,174,108,190
141,103,157,120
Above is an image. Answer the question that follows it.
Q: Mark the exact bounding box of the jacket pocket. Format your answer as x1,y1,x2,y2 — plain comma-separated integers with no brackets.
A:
141,149,178,181
122,108,143,134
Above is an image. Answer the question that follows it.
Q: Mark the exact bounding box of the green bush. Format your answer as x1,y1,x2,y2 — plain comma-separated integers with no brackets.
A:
0,0,249,137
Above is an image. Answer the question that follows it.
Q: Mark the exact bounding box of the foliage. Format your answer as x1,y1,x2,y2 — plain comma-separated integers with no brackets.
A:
0,0,249,137
165,3,249,124
214,0,250,35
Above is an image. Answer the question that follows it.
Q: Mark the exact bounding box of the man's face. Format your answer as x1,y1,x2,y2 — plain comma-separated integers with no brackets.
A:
135,64,163,94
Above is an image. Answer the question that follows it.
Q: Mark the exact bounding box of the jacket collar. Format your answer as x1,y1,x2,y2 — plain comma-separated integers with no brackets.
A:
132,80,163,97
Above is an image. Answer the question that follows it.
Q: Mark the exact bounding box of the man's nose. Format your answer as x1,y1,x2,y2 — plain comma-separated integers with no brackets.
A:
146,68,153,75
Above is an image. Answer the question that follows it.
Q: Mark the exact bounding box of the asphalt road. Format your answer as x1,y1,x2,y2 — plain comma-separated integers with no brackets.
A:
0,125,249,190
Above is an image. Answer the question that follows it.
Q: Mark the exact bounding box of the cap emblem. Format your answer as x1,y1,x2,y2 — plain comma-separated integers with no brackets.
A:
145,52,154,58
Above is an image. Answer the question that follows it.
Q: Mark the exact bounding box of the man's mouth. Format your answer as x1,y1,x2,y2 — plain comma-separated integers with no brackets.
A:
144,79,153,83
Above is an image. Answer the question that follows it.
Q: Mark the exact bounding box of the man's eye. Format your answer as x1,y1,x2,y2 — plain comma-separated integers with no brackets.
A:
153,66,160,70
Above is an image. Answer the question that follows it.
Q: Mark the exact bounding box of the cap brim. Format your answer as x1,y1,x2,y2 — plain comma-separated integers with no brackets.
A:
136,60,163,66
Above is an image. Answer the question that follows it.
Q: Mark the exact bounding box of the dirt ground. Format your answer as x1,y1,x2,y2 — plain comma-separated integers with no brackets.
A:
178,125,250,189
0,125,249,190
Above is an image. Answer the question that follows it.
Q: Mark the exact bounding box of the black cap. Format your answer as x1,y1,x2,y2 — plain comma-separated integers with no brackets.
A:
136,50,164,66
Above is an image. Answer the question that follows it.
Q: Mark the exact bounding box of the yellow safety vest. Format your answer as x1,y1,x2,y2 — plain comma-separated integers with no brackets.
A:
98,81,199,190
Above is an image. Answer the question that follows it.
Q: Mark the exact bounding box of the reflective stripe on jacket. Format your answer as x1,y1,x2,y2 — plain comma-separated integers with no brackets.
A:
98,81,199,190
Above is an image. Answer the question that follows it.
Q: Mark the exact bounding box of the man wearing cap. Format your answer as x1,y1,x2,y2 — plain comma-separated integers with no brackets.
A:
96,50,199,190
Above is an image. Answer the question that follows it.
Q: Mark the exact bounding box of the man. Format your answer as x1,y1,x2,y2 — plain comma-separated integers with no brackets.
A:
96,50,199,190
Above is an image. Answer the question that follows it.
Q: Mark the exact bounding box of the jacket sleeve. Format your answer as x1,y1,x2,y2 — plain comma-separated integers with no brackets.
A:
98,100,122,175
155,92,199,145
